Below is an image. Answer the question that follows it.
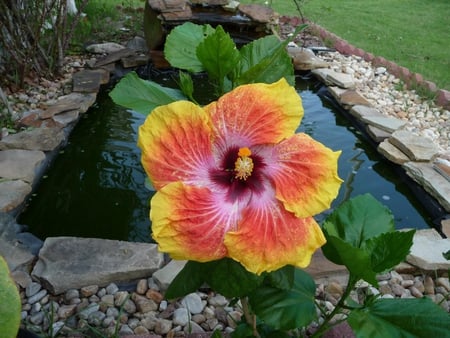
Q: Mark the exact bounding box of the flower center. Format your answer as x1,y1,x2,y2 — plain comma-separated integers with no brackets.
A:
234,147,254,181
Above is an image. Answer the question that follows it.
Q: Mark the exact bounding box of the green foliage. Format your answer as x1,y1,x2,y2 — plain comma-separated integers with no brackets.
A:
166,258,264,299
111,22,295,112
322,194,415,285
165,23,216,73
0,256,21,338
249,267,316,330
348,298,450,337
109,72,186,115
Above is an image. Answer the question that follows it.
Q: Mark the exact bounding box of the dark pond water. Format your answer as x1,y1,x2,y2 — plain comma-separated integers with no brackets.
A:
18,73,436,242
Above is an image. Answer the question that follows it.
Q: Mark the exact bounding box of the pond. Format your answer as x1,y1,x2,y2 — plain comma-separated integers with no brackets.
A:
18,72,436,242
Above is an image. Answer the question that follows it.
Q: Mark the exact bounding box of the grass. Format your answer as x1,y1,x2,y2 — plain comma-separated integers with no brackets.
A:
242,0,450,90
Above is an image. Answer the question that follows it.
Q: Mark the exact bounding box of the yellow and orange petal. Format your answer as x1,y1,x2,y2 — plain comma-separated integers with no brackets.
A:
138,101,215,190
204,78,303,148
151,182,240,262
224,188,326,274
266,133,342,218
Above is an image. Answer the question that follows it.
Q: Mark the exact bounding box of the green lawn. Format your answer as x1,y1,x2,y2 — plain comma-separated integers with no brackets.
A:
242,0,450,90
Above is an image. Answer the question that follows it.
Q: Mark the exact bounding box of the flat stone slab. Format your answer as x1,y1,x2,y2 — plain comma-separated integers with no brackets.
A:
32,237,165,294
0,180,32,213
403,161,450,212
0,127,64,151
288,47,329,71
0,149,45,183
349,105,383,120
72,70,102,93
377,139,409,165
94,48,136,68
360,115,406,133
40,92,97,119
390,130,439,161
406,229,450,271
366,124,391,143
238,4,275,23
0,237,35,271
312,68,355,89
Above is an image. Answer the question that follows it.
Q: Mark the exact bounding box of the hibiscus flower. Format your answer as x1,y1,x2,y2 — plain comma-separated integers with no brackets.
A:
138,78,342,274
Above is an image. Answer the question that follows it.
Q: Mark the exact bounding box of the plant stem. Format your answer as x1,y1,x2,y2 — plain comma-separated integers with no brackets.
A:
310,275,358,338
240,297,260,338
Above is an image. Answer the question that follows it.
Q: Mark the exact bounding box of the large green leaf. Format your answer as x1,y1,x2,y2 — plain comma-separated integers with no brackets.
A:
322,194,394,248
323,235,377,285
109,72,186,115
205,258,264,298
348,298,450,338
235,35,294,86
0,256,21,338
265,265,295,290
364,230,415,272
165,261,206,299
196,25,240,94
249,268,316,330
164,22,215,73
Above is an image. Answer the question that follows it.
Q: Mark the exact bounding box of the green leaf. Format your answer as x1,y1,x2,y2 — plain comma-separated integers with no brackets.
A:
165,261,206,299
196,25,240,94
266,265,295,290
249,268,316,330
323,194,394,248
164,22,215,73
109,72,185,115
364,230,415,272
178,71,195,102
235,35,294,86
348,298,450,338
0,256,21,338
324,235,377,285
205,258,264,298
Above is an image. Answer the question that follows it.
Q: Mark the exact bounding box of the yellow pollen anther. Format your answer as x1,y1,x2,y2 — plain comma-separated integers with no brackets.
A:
235,147,254,181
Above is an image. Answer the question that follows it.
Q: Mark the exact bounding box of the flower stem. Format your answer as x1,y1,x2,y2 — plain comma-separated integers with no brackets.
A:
311,275,358,338
240,297,260,338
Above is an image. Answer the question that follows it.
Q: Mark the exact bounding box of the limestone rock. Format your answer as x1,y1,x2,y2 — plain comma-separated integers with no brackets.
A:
360,115,406,134
367,125,391,143
0,149,46,183
238,4,275,23
31,237,164,294
152,259,187,291
390,130,439,161
288,47,329,71
377,140,409,165
0,128,65,151
406,229,450,271
0,180,32,213
339,90,371,107
72,69,110,93
350,105,383,120
86,42,126,54
311,68,355,89
403,162,450,212
0,236,35,271
40,92,97,119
